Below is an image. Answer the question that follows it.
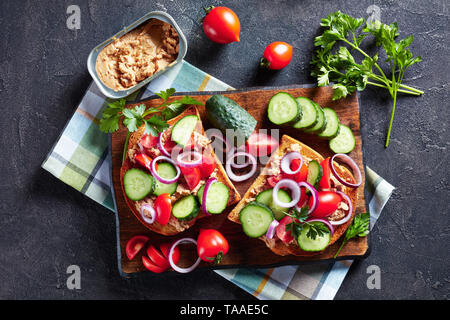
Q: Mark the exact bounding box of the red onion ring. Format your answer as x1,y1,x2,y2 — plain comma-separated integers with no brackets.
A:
168,238,201,273
208,131,233,155
157,131,171,157
225,152,257,182
202,177,217,215
150,155,180,184
176,150,202,168
140,204,156,224
265,219,279,239
273,179,301,208
330,154,362,188
281,152,303,175
229,147,251,169
305,218,335,236
138,142,145,154
329,191,353,226
295,182,319,215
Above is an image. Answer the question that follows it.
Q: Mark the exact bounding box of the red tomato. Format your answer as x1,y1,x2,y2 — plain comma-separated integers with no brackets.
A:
142,255,166,273
261,41,293,70
202,6,241,44
298,187,307,207
197,229,229,264
309,191,342,218
276,216,294,243
199,155,216,178
125,235,149,260
163,139,177,154
139,134,158,149
267,174,282,188
146,245,170,269
135,153,153,172
246,132,279,157
282,158,308,183
180,166,201,190
160,242,180,265
319,158,332,189
154,194,172,225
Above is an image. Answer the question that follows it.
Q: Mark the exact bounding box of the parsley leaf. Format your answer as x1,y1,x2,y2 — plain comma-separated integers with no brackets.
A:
155,88,176,102
334,212,370,258
285,207,330,242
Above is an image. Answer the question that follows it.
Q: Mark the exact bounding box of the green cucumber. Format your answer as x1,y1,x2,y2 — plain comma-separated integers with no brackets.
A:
171,115,199,146
197,181,229,214
172,195,200,221
297,222,331,252
293,97,318,129
255,188,291,220
304,103,326,133
307,160,323,188
267,92,301,125
123,168,154,201
318,108,340,139
329,124,355,154
153,162,178,196
205,95,257,147
239,202,274,238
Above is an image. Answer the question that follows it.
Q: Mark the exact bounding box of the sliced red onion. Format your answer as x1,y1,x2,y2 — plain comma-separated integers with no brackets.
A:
150,155,180,184
295,182,319,215
229,147,251,169
281,152,303,175
157,131,171,157
225,152,257,182
138,142,145,154
330,154,362,188
176,150,202,168
168,238,201,273
208,131,232,155
329,191,353,226
265,219,279,239
202,178,217,215
305,218,335,236
273,179,301,208
140,204,156,224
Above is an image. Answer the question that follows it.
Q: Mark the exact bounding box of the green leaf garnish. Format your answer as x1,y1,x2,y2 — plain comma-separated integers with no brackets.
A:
334,212,370,258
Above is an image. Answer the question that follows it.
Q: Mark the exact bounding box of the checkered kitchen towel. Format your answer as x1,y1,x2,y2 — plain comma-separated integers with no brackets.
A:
42,60,394,300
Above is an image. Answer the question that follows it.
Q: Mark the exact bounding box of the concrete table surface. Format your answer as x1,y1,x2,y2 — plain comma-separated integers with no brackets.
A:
0,0,448,299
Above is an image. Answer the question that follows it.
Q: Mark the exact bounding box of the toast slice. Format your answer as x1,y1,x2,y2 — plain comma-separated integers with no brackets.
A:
121,106,241,236
228,134,358,256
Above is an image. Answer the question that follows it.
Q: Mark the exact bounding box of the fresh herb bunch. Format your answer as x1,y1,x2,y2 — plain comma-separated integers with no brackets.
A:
285,207,330,241
310,11,423,147
334,212,370,258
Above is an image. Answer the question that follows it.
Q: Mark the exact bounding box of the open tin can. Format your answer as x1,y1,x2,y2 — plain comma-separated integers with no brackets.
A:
87,11,187,99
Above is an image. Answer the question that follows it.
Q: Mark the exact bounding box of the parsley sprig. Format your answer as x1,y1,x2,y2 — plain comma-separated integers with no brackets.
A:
285,207,331,242
333,212,370,258
310,11,423,147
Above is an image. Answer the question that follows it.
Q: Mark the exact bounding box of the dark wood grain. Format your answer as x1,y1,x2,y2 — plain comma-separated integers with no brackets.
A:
111,85,368,275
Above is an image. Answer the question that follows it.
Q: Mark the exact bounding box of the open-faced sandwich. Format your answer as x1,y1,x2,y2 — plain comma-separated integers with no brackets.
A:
228,134,362,256
121,106,241,235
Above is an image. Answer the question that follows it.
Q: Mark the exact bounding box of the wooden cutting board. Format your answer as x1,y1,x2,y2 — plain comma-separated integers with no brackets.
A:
110,85,369,275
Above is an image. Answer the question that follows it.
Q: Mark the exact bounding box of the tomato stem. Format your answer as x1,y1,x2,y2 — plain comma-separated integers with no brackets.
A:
260,57,271,69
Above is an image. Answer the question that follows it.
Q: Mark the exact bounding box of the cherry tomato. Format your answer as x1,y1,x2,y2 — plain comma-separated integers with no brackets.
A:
139,134,158,149
319,157,332,189
276,216,294,243
125,235,149,260
202,6,241,44
197,229,229,264
261,41,293,70
146,245,170,269
309,191,342,219
160,242,180,265
282,159,308,183
154,194,172,225
267,174,282,188
246,132,279,157
180,166,201,190
199,155,216,178
142,255,166,273
135,153,153,172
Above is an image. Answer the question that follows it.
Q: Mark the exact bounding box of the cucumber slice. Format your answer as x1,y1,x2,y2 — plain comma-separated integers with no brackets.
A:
318,108,340,139
329,124,355,154
267,92,301,125
197,181,229,214
123,168,154,201
293,97,318,129
240,202,274,238
307,160,323,188
153,162,178,196
171,115,199,146
255,188,291,220
172,195,200,221
297,222,331,252
304,103,326,133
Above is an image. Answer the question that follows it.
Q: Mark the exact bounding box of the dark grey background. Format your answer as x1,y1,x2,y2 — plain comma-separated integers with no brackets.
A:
0,0,448,299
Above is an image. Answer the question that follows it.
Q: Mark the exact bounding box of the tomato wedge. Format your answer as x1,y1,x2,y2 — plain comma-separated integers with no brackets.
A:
142,255,167,273
163,139,177,154
309,191,342,219
319,157,332,189
154,194,172,225
125,235,149,260
282,158,308,183
202,6,241,44
180,166,201,190
139,134,158,149
276,216,294,243
267,174,282,188
199,155,216,178
147,245,170,269
160,242,180,265
135,153,153,172
246,132,279,157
